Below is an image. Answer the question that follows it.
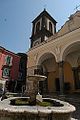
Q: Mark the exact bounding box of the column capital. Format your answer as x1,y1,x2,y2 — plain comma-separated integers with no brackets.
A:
58,61,64,67
72,67,78,71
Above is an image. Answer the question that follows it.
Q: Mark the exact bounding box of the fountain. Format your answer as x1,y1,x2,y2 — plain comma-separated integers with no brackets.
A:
26,75,47,105
0,75,76,120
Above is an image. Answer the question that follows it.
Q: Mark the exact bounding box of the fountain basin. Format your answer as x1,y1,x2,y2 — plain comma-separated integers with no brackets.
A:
0,97,75,120
27,75,47,82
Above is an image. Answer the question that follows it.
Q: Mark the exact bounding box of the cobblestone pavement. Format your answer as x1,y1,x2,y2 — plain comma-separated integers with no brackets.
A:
43,93,79,120
65,93,80,120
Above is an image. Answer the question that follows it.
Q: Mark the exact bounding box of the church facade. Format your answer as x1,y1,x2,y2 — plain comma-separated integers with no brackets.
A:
27,10,80,95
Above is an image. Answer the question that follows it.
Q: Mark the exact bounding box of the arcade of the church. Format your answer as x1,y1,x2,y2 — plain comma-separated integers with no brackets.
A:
27,9,80,95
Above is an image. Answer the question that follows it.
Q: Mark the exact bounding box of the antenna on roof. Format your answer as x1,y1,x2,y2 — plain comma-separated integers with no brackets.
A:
74,4,80,11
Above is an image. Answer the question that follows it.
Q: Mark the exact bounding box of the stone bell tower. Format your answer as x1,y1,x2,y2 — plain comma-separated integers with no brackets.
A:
30,9,57,48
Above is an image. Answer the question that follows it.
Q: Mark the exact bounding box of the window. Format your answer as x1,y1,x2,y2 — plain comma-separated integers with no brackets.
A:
33,41,39,46
2,68,10,78
33,38,41,47
49,22,53,33
36,21,40,33
5,55,13,66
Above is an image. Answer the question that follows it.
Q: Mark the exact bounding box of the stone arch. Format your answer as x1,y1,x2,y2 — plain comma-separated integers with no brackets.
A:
61,40,80,90
61,40,80,64
36,52,57,66
35,52,59,94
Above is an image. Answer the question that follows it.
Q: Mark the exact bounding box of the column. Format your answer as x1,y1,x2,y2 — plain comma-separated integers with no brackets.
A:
58,61,64,95
72,67,79,89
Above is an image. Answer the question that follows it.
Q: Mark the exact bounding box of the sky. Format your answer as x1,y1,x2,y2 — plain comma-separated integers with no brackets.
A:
0,0,80,53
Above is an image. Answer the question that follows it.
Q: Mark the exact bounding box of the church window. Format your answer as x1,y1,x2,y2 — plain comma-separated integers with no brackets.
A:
33,41,39,46
33,38,41,46
49,22,53,33
36,21,40,33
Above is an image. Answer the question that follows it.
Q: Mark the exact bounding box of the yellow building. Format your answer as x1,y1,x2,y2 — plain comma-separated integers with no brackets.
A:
27,9,80,95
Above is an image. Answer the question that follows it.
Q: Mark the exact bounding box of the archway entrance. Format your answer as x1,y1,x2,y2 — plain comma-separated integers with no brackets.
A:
62,41,80,91
36,53,59,95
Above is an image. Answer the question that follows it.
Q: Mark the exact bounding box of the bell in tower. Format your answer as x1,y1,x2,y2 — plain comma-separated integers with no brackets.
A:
30,9,57,48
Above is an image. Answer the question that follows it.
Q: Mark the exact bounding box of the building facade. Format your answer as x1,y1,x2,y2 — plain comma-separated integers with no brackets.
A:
17,53,27,93
27,10,80,95
0,46,20,92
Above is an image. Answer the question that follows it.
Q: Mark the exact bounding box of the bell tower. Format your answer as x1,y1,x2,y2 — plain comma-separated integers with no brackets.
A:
30,9,57,48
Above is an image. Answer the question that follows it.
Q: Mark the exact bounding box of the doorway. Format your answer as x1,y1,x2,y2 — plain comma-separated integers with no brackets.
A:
55,78,60,92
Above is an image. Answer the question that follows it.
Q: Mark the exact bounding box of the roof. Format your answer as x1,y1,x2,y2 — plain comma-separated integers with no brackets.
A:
32,9,57,24
0,46,20,57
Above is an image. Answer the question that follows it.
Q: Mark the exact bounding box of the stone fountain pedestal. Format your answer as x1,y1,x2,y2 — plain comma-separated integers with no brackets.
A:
26,75,47,104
